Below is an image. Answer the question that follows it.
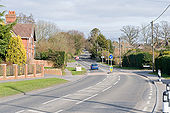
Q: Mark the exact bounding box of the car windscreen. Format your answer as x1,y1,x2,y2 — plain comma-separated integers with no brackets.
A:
92,64,98,66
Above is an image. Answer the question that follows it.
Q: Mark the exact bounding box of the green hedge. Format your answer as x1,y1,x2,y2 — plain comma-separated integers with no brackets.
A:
122,52,152,69
35,49,66,68
155,55,170,75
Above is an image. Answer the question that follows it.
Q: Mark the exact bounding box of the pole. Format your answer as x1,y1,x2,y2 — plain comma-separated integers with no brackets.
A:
108,44,110,65
102,49,103,64
119,38,122,67
151,21,155,72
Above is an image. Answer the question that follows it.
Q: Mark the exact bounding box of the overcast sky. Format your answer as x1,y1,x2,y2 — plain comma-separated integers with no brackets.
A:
1,0,170,40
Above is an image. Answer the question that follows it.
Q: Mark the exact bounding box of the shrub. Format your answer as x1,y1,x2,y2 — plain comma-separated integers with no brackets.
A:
122,52,152,69
48,50,65,68
155,55,170,75
40,52,49,60
6,35,26,65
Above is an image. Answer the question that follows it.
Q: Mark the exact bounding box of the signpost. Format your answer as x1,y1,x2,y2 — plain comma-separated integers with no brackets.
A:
101,56,104,64
109,55,113,73
109,55,113,66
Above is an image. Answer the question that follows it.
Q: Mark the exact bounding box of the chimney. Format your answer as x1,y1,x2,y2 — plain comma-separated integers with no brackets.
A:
5,11,16,24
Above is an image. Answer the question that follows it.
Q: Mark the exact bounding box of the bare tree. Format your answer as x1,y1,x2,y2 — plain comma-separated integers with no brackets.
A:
140,24,151,45
17,13,35,24
120,25,139,46
35,20,60,41
152,23,162,47
160,21,170,46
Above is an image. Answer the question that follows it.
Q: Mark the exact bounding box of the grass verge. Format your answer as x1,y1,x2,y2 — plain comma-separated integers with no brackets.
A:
68,59,76,63
44,67,56,69
149,72,170,79
66,67,86,75
0,78,68,97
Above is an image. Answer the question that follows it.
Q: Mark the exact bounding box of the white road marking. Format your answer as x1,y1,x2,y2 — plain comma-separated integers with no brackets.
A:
96,81,102,85
42,98,59,105
76,94,98,105
149,93,152,96
72,93,91,96
102,86,112,92
55,110,63,113
118,76,120,81
147,101,150,104
15,110,25,113
143,107,147,111
27,110,44,113
114,81,118,85
62,94,72,97
148,96,151,99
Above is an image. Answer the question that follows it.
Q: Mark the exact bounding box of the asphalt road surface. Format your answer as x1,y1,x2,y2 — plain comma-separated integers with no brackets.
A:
0,51,156,113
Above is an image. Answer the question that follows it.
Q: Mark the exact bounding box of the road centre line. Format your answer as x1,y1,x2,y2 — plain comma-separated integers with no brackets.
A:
147,101,150,104
42,98,59,105
114,81,118,85
15,110,25,113
102,86,112,92
55,110,63,113
27,110,44,113
76,94,98,105
143,107,147,111
149,93,152,96
148,96,152,99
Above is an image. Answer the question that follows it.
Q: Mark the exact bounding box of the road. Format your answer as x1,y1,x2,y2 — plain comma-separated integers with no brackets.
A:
0,51,156,113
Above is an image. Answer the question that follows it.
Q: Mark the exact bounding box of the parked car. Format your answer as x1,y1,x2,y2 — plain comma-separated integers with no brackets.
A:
75,56,79,60
91,64,99,70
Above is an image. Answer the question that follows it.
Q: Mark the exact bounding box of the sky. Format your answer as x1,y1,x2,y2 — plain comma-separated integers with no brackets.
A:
1,0,170,40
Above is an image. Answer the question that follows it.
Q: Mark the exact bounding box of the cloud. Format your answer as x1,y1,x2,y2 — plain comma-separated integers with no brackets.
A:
1,0,170,39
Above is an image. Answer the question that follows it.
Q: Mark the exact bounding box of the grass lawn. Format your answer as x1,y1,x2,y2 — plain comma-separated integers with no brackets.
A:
0,78,68,97
68,59,76,63
66,67,86,75
44,67,57,69
149,72,170,79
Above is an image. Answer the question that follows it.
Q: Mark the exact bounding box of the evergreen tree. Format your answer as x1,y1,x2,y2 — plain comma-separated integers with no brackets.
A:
0,6,16,61
6,35,26,65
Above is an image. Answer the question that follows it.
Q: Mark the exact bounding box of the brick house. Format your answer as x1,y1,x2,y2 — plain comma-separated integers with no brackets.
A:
5,11,36,61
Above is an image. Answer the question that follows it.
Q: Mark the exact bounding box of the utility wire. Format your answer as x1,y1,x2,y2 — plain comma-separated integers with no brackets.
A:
135,4,170,43
153,4,170,22
138,4,170,33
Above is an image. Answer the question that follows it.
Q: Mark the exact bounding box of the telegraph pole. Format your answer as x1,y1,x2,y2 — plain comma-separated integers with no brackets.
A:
151,21,154,72
108,44,110,65
119,38,122,67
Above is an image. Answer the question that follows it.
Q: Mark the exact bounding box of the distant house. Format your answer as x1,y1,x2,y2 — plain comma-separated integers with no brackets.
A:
5,11,36,60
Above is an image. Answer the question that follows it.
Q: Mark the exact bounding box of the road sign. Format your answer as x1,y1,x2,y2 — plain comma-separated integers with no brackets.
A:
109,55,113,59
110,66,113,72
101,56,104,58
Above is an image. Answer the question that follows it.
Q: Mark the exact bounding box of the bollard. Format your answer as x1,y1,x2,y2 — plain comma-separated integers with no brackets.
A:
158,69,162,82
163,91,170,113
166,84,170,107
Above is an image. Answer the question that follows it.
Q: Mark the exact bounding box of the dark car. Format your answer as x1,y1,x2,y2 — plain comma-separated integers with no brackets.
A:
91,64,99,70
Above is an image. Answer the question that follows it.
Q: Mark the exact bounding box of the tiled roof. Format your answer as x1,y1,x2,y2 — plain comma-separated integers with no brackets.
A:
12,23,36,41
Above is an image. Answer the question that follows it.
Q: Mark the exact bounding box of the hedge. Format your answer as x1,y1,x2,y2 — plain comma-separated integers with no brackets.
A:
35,49,66,68
155,55,170,75
48,50,65,68
122,52,152,69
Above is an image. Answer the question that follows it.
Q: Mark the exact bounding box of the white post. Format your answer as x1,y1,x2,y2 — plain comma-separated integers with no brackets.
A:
158,69,162,82
163,91,170,113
